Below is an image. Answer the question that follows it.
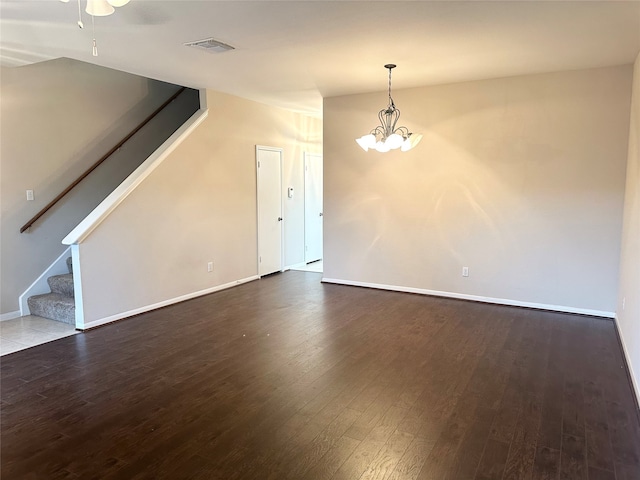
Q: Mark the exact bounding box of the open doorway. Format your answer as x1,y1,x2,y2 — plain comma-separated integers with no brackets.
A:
292,152,323,273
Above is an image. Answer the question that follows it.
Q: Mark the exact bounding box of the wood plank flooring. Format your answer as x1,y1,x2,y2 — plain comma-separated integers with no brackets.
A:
1,271,639,479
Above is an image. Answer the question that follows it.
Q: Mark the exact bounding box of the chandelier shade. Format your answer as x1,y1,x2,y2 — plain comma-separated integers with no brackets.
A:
356,64,422,153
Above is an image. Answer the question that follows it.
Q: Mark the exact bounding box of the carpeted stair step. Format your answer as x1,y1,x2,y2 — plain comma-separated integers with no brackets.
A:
27,256,76,325
47,273,74,297
27,293,75,325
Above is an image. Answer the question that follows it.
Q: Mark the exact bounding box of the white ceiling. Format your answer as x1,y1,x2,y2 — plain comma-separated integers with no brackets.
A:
2,1,640,116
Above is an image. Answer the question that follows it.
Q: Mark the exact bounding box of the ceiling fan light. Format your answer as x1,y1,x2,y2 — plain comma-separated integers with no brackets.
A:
107,0,130,6
86,0,115,16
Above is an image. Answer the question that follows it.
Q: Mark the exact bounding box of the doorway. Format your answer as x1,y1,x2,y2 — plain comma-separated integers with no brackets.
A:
256,146,283,277
304,152,323,269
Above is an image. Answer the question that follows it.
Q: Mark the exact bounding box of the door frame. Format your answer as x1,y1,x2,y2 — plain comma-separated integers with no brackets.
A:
256,145,284,277
304,152,323,264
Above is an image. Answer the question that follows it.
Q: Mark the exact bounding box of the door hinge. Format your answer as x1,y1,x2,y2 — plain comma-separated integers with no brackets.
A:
257,161,260,168
259,256,262,263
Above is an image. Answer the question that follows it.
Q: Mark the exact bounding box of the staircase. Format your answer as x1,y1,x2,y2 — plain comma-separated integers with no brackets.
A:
27,257,75,325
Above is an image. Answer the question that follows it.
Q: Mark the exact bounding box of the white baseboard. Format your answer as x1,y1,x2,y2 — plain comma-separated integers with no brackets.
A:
0,311,21,322
321,277,615,319
80,275,259,330
614,315,640,409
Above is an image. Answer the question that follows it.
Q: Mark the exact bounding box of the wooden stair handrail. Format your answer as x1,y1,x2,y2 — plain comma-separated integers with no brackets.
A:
20,86,188,233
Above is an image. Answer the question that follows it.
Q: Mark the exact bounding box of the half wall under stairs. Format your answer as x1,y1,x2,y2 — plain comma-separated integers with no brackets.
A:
27,257,75,325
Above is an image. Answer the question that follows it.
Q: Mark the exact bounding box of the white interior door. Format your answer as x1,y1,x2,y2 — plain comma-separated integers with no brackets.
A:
257,146,283,276
304,153,323,263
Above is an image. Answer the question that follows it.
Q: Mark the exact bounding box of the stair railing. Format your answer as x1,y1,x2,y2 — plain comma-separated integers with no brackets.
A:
20,86,187,233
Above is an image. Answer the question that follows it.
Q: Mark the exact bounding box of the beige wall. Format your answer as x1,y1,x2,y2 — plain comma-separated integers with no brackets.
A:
324,65,632,314
617,52,640,399
77,90,321,324
0,58,181,314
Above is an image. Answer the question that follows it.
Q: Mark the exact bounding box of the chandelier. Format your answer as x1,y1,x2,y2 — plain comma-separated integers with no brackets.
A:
356,64,422,153
60,0,131,56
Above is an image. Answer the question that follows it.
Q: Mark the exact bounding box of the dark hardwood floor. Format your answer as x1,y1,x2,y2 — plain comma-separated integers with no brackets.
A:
2,271,639,479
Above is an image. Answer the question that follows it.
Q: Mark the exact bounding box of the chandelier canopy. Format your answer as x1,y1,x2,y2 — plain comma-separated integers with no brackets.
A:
356,64,422,153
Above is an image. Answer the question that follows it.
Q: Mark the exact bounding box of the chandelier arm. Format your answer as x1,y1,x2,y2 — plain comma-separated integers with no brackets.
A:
390,107,400,134
393,126,410,137
378,109,389,137
378,109,385,128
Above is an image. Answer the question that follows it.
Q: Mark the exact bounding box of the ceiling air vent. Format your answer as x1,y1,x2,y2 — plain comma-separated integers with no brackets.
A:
184,38,235,54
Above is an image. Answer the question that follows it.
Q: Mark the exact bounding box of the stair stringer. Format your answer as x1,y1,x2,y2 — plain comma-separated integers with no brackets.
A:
19,246,72,317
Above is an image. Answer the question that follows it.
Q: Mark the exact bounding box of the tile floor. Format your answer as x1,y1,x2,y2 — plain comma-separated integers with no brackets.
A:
290,260,323,273
0,316,79,356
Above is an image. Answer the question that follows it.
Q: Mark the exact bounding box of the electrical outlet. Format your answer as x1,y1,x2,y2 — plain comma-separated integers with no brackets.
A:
26,190,34,201
207,262,213,272
462,266,469,277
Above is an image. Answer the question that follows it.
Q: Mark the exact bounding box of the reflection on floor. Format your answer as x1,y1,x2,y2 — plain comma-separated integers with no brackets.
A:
0,316,78,356
290,260,323,273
